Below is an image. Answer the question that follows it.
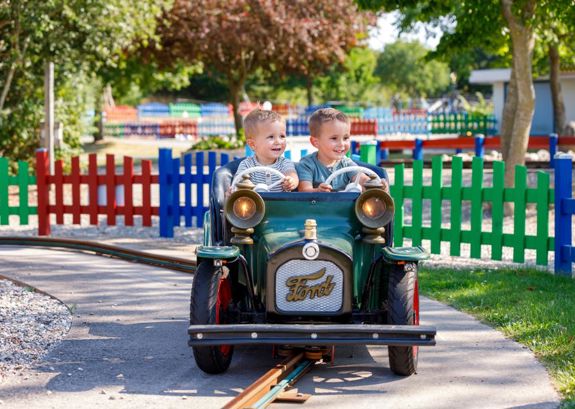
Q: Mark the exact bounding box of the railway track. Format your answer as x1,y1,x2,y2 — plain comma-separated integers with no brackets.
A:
0,236,198,274
224,350,320,409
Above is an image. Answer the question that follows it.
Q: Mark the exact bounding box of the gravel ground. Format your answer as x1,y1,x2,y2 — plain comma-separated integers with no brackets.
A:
0,279,71,381
0,161,571,382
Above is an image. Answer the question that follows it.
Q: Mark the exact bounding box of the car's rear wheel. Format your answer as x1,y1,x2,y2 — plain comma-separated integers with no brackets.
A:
387,262,419,376
190,260,234,374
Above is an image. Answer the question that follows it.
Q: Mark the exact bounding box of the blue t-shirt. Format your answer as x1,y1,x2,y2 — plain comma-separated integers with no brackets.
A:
296,152,358,191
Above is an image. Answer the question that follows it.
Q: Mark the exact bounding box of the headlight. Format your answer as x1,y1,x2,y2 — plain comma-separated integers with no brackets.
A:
233,197,256,220
355,189,394,229
362,197,386,219
225,190,265,229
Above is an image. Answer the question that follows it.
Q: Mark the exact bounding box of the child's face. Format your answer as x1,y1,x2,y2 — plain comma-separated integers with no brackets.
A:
247,120,287,165
310,120,351,165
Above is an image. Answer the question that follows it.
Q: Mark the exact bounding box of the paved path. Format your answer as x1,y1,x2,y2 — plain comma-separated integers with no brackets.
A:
0,247,560,409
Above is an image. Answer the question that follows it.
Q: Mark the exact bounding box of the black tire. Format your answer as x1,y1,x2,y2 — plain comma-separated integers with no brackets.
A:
190,261,234,374
387,262,419,376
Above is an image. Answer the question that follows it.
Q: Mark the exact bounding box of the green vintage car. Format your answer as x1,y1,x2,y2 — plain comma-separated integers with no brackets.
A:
188,159,436,375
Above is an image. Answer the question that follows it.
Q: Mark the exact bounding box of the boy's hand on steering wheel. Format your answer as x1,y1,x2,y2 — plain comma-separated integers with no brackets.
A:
381,179,390,193
317,183,333,192
282,176,298,191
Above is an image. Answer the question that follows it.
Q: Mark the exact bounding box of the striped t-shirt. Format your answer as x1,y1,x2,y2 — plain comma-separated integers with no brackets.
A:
233,156,296,192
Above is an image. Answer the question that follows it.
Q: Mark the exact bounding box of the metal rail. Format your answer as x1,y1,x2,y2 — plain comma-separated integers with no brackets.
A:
0,237,197,274
223,352,313,409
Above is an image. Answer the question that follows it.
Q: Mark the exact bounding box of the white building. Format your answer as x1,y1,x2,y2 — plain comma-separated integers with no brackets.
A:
469,68,575,135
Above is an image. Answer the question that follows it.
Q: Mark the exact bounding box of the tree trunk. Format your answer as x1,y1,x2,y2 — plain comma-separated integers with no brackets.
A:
306,76,313,107
500,69,517,162
501,0,536,189
229,82,243,138
549,43,566,134
93,90,104,142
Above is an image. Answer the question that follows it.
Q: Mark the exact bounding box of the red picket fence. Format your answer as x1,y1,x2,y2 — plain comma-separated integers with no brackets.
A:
35,150,159,236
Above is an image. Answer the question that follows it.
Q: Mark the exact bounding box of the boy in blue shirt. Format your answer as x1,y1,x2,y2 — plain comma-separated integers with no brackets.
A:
297,108,387,192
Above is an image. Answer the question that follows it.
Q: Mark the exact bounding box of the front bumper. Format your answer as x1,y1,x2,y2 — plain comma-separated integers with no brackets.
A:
188,324,436,347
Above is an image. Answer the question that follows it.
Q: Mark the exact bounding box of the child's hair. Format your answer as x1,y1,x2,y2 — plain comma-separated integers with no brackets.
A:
243,108,284,139
308,108,350,137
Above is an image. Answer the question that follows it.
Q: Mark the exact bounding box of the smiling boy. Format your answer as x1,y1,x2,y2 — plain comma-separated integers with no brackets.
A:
297,108,376,192
233,109,299,191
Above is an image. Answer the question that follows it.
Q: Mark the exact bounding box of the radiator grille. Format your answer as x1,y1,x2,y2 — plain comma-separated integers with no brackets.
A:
275,260,343,313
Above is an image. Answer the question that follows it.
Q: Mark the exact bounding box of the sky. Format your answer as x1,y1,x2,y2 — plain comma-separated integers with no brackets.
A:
368,12,443,51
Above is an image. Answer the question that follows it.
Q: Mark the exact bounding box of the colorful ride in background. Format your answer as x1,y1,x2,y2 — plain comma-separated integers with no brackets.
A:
102,102,497,139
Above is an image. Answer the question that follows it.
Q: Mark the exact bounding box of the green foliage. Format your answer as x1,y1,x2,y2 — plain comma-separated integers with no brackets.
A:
315,47,379,102
376,40,451,98
0,0,172,161
242,48,390,106
457,92,494,116
101,59,201,106
189,135,244,151
420,267,575,407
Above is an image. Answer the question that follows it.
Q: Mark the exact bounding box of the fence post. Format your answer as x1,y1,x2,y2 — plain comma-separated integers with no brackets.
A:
159,148,174,238
380,142,389,161
351,140,359,156
413,138,423,160
360,140,377,165
554,153,573,276
549,133,558,168
474,134,485,158
35,149,51,236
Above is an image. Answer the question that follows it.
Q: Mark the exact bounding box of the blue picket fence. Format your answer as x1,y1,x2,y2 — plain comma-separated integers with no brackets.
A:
158,149,230,237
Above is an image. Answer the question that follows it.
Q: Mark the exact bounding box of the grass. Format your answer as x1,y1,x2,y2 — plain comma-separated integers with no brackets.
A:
419,267,575,408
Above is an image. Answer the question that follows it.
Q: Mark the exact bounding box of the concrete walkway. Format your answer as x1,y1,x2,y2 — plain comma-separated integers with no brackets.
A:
0,246,560,409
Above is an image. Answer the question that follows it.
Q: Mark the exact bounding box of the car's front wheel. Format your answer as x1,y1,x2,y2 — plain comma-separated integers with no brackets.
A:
190,260,234,374
387,262,419,376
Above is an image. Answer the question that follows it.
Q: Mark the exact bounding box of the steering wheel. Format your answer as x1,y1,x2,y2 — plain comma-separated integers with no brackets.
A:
232,166,286,192
324,166,381,192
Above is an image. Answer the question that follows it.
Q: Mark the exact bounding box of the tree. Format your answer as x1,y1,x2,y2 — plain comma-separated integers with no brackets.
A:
537,4,575,135
357,0,539,188
375,40,450,98
0,0,171,160
149,0,372,135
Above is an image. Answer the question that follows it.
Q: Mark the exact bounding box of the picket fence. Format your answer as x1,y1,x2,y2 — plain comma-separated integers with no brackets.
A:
1,148,574,275
392,156,553,267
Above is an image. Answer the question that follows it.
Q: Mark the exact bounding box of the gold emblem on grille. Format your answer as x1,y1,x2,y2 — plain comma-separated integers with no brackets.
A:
285,267,335,302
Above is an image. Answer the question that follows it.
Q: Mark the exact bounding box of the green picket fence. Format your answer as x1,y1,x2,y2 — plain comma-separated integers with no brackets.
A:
390,156,554,265
0,157,37,225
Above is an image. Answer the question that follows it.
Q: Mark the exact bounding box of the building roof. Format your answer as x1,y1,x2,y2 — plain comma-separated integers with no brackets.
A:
469,69,512,84
470,68,575,84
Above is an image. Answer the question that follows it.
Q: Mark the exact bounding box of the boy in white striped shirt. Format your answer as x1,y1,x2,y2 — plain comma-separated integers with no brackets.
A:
234,109,299,192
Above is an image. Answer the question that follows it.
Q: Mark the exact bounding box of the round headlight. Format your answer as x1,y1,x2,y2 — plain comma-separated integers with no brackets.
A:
225,190,265,229
361,197,386,219
233,197,256,220
355,189,394,229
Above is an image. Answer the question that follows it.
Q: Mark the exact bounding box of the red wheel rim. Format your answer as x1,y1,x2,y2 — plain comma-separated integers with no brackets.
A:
215,276,232,356
413,278,420,358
